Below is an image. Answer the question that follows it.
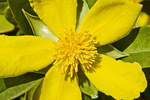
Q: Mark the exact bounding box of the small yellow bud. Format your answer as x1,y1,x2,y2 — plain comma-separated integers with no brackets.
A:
137,12,150,27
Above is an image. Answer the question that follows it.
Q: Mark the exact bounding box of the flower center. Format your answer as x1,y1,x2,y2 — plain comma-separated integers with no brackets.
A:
54,30,98,78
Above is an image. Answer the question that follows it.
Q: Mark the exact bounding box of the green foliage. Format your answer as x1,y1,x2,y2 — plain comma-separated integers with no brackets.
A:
26,81,41,100
78,70,98,99
0,79,42,100
23,10,58,41
0,1,8,14
0,0,6,2
7,0,35,35
4,73,43,88
76,0,89,29
5,8,17,25
0,14,14,33
85,0,97,8
114,26,150,68
0,79,6,93
98,45,129,59
83,93,114,100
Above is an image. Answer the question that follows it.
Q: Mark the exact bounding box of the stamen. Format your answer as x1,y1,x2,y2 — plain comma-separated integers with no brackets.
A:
54,30,98,78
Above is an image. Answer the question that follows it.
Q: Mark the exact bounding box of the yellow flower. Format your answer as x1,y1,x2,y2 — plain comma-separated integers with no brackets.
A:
0,0,147,100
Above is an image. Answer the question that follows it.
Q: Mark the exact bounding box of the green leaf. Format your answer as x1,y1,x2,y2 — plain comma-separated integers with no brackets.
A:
0,2,8,14
4,73,43,88
19,94,27,100
78,70,98,99
23,10,58,41
0,79,42,100
0,14,15,33
98,92,114,100
7,0,35,35
0,0,6,2
114,26,150,68
83,92,114,100
122,52,150,68
83,94,94,100
85,0,97,8
76,0,89,30
5,7,17,25
98,45,129,59
0,79,6,93
113,28,140,51
26,79,41,100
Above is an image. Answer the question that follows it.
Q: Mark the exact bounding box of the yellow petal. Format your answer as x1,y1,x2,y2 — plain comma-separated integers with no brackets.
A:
30,0,77,36
0,35,55,77
85,54,147,100
40,66,82,100
80,0,142,46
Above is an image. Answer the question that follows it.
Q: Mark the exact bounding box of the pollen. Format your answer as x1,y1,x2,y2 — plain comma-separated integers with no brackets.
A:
54,30,98,78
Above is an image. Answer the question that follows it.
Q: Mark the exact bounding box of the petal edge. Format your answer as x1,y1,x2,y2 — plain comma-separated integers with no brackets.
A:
85,54,147,100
